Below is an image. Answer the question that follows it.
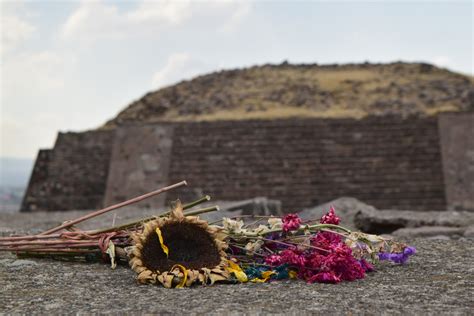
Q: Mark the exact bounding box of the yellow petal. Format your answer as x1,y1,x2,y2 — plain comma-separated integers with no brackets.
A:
171,264,188,288
289,270,298,279
261,271,275,279
250,278,266,283
155,227,169,257
250,271,275,283
226,260,248,282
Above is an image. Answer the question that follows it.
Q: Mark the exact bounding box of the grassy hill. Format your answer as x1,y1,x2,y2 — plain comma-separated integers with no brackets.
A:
104,62,473,127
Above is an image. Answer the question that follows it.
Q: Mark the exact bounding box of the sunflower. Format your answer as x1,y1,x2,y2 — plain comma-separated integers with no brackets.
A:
129,201,229,287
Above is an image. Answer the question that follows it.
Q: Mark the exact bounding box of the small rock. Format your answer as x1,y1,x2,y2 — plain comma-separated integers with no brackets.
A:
299,197,377,230
0,259,13,266
0,227,14,237
354,209,474,234
7,259,38,268
463,226,474,238
426,235,452,241
44,302,62,310
392,226,465,238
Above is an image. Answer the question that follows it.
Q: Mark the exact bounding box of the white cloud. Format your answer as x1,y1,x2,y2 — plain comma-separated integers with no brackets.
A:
127,0,192,25
219,1,252,32
151,53,213,88
61,1,126,42
1,50,78,157
60,0,252,43
3,51,75,94
0,5,36,54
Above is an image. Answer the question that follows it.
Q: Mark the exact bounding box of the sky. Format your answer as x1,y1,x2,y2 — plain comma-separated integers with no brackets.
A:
0,0,473,159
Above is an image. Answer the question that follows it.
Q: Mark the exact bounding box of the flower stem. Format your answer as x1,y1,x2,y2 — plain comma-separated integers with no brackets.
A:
39,181,188,235
89,196,214,234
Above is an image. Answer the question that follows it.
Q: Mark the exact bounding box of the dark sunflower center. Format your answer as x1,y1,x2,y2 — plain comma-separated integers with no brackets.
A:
141,222,222,271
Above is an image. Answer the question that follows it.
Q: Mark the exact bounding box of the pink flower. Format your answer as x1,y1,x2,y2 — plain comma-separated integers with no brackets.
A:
311,231,342,250
280,248,306,267
265,254,283,266
320,206,340,225
282,214,302,232
308,271,341,284
325,244,366,281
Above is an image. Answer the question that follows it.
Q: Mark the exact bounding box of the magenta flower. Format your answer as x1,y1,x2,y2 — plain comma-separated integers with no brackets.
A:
320,206,341,225
358,258,374,272
265,254,283,266
279,249,306,267
282,214,302,232
311,231,342,251
308,271,341,284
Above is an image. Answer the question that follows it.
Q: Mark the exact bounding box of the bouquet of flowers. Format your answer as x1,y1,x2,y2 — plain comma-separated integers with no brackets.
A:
0,181,415,288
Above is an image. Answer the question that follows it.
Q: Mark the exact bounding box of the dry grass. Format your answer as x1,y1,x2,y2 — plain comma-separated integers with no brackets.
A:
105,62,473,127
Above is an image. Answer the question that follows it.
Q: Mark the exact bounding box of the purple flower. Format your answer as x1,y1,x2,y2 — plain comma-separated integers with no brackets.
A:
403,246,416,256
358,258,374,272
378,246,416,264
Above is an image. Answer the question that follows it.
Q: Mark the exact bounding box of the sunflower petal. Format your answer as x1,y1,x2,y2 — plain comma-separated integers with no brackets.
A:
208,273,228,285
158,272,174,288
186,270,199,286
250,270,275,283
226,260,248,282
171,264,188,288
155,227,169,257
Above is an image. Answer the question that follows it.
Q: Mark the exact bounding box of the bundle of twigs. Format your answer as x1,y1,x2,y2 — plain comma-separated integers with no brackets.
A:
0,181,219,267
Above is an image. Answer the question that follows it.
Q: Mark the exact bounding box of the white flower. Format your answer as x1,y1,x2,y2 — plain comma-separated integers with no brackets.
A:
222,217,245,234
267,217,283,230
253,224,270,235
245,239,264,255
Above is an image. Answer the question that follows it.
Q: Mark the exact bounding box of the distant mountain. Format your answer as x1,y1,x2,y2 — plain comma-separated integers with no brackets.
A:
0,157,33,212
0,157,34,188
104,62,473,128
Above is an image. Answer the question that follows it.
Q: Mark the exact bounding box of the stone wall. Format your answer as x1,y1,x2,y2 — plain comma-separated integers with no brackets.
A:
21,131,115,212
23,114,473,212
103,125,175,209
166,117,446,211
439,112,474,211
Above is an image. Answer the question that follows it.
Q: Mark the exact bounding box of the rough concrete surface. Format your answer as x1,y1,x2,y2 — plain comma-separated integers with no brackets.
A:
1,209,474,314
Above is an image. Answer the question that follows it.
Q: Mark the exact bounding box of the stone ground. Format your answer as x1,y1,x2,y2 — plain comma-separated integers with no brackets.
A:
1,209,474,314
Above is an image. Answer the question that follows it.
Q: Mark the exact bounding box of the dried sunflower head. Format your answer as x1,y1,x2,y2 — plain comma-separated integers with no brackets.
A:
129,201,229,287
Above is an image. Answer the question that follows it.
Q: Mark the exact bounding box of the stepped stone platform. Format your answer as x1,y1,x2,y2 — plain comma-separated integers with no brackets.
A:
1,208,473,314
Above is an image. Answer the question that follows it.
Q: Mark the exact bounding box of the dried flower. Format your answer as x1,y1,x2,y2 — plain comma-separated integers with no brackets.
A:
267,217,283,230
358,258,374,272
378,246,416,265
308,271,341,284
245,239,264,255
223,217,245,234
265,254,283,266
282,214,302,232
129,202,229,287
320,206,340,225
